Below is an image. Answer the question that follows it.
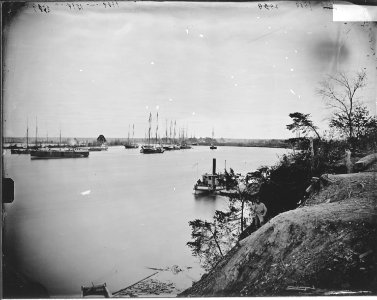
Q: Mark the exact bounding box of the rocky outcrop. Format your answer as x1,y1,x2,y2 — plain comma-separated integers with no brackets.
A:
354,153,377,172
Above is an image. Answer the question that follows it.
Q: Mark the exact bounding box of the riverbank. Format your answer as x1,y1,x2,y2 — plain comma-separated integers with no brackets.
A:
180,171,377,296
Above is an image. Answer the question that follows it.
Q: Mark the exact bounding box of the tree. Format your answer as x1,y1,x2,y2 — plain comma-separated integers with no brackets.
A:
330,104,377,141
187,218,231,271
223,168,238,190
286,112,321,140
97,135,107,144
317,70,367,142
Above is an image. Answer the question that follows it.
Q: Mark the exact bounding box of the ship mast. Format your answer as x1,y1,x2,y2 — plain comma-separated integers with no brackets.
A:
128,124,130,144
170,121,172,144
174,120,176,143
132,124,135,143
155,112,159,145
165,119,168,144
148,112,152,145
26,118,29,149
35,117,38,148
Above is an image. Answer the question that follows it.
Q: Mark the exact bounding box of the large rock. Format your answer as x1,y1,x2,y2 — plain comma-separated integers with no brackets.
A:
354,153,377,172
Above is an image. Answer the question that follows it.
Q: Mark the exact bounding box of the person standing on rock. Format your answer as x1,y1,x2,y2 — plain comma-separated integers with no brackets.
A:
250,199,267,227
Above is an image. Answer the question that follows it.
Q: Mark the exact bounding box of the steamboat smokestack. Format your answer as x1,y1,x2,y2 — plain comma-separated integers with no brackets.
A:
212,158,216,189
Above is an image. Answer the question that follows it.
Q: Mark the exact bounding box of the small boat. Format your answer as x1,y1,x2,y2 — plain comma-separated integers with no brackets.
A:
31,148,89,159
11,148,31,154
81,283,111,298
210,128,217,150
124,143,138,149
140,144,164,154
180,143,192,149
163,145,174,151
194,158,226,193
88,144,108,151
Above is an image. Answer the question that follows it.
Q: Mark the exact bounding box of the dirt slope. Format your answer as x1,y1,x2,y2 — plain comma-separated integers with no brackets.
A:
180,172,377,296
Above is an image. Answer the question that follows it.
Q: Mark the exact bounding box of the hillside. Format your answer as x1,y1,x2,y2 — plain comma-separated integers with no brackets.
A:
180,172,377,296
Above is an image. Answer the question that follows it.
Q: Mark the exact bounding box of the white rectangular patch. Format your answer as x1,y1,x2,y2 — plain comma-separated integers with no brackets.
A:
333,4,377,22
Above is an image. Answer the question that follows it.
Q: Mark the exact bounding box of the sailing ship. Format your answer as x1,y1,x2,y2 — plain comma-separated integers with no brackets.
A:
180,127,192,149
162,120,174,151
140,112,164,154
124,124,138,149
11,119,32,154
171,120,181,150
194,158,226,193
210,128,217,149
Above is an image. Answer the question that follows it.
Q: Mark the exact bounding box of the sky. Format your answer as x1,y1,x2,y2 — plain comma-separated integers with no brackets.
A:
3,1,377,139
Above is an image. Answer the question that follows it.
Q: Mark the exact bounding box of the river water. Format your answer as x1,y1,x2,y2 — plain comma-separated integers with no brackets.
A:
3,146,289,297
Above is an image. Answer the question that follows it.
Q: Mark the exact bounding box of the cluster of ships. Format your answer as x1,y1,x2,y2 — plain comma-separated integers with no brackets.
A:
125,112,216,154
8,113,217,158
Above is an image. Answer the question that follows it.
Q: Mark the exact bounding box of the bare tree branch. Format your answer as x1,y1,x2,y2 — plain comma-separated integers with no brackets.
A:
318,70,367,141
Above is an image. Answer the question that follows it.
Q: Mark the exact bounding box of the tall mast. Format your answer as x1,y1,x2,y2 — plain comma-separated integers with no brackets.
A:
132,124,135,142
35,117,38,147
165,119,168,143
155,112,159,144
148,112,152,145
26,118,29,149
59,129,62,147
170,120,172,143
128,124,130,143
174,120,176,142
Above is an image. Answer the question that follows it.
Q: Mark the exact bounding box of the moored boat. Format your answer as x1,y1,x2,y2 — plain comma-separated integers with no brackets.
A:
140,144,164,154
124,124,139,149
11,148,31,154
88,144,108,151
163,145,174,151
141,112,165,154
81,283,111,298
124,144,138,149
30,148,89,159
180,143,192,149
194,158,226,193
210,128,217,150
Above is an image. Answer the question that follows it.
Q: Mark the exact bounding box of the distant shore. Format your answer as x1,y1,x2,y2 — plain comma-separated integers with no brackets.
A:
3,138,289,149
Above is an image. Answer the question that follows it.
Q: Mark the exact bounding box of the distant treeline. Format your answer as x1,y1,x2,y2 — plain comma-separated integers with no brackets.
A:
216,140,288,148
